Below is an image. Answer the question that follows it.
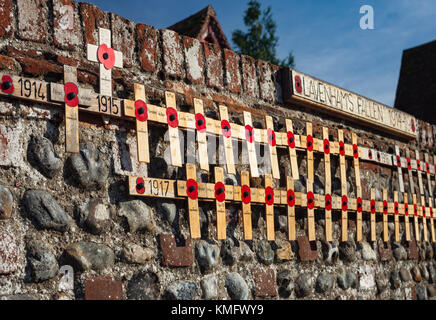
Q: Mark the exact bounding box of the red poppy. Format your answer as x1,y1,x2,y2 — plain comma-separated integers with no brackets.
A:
166,107,178,128
265,187,274,206
323,139,330,155
411,119,416,133
294,75,302,94
407,158,412,170
215,182,225,202
368,150,373,160
136,178,145,194
97,44,115,70
135,99,148,122
1,75,14,94
426,162,430,174
383,200,388,215
414,204,418,217
245,125,254,143
195,113,206,133
342,195,348,211
357,197,363,213
353,144,359,159
422,206,426,218
307,191,315,210
431,207,433,219
267,129,276,147
396,156,401,168
394,202,399,216
325,194,332,211
370,200,376,215
287,131,296,149
241,185,251,204
377,152,381,162
186,179,198,200
405,203,409,216
221,120,231,138
339,141,345,156
64,82,79,107
417,160,421,171
287,189,295,207
306,135,314,152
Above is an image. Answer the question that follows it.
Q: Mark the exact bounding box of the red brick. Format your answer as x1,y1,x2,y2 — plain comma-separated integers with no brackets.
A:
84,277,123,300
257,60,275,102
203,42,223,90
408,239,419,259
224,49,241,93
159,234,193,267
137,23,158,72
161,29,183,78
53,0,80,50
78,71,97,86
16,56,63,77
57,55,79,67
297,236,318,262
79,2,109,46
183,37,204,84
241,55,259,98
111,13,135,68
0,55,16,71
17,0,48,43
0,0,13,38
6,46,43,59
0,231,18,274
377,239,392,261
253,269,277,297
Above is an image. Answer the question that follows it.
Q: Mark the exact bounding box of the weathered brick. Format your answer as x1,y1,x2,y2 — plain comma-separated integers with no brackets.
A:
111,13,135,68
203,42,223,90
297,236,317,262
6,46,43,59
258,60,275,102
56,55,79,67
0,55,16,71
161,29,183,78
253,269,277,297
377,239,392,261
15,56,62,77
53,0,80,50
137,23,158,72
272,64,282,103
0,0,13,38
84,277,123,300
241,55,259,98
159,234,193,267
17,0,47,43
183,36,204,84
79,2,109,46
224,49,241,93
0,231,18,274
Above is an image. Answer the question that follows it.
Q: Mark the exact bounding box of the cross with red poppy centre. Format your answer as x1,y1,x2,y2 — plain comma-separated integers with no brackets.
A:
86,27,123,97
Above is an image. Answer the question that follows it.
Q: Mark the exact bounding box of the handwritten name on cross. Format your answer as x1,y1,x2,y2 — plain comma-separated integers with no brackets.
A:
87,28,123,97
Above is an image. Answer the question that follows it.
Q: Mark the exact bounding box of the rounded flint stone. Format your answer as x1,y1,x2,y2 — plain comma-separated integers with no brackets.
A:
27,241,58,283
316,272,335,293
195,240,219,269
27,136,62,178
65,241,114,271
23,190,72,232
127,272,159,300
165,281,197,300
225,273,249,300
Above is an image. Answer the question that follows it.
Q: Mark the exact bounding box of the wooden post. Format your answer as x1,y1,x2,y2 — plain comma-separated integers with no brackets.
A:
306,122,315,241
165,92,183,167
194,98,209,171
241,171,252,240
243,111,259,177
413,194,420,242
265,116,280,179
338,129,348,242
285,119,299,180
431,199,436,243
395,146,405,193
215,166,226,240
63,66,80,153
404,192,411,242
265,174,275,241
416,150,424,197
383,189,389,242
323,127,332,242
186,163,201,239
134,83,150,163
421,196,428,242
352,133,362,241
219,105,236,175
370,188,376,242
394,191,400,242
286,176,296,241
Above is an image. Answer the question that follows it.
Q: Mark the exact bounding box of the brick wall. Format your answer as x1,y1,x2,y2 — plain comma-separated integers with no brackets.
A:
0,0,435,301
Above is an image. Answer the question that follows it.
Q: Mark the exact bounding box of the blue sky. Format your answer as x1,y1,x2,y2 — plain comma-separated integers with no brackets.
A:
85,0,436,107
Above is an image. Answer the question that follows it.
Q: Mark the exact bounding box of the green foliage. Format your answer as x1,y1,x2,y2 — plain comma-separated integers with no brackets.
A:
232,0,295,68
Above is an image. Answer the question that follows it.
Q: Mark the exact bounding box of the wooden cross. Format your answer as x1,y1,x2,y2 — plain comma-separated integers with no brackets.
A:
240,171,252,240
415,150,425,197
394,191,400,242
323,127,332,242
338,129,348,242
370,188,376,242
134,84,150,163
286,175,296,241
243,111,259,177
382,189,389,242
265,116,280,179
413,194,420,242
404,192,411,241
285,119,299,180
306,122,316,241
165,92,183,167
395,146,405,193
186,163,201,239
87,28,123,97
352,133,363,242
219,105,236,175
265,174,275,241
215,166,226,240
431,200,436,243
421,195,428,242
